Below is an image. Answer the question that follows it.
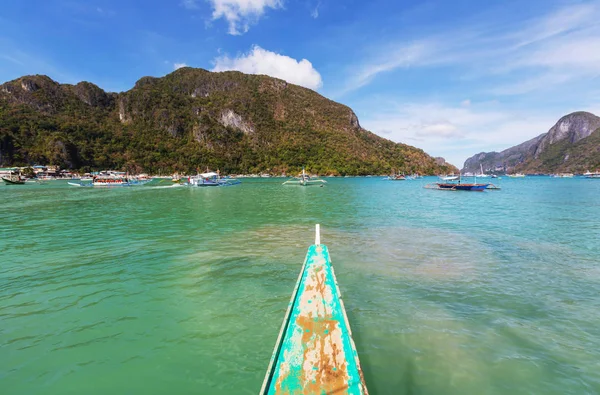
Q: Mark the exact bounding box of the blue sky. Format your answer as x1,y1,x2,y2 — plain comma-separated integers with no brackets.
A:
2,0,600,167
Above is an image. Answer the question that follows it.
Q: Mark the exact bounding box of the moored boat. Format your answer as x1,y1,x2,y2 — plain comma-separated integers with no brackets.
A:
2,169,26,185
475,164,490,178
583,170,600,178
507,173,525,178
550,173,574,178
68,175,138,187
436,183,488,191
187,171,240,187
384,174,406,180
260,225,368,394
2,174,26,185
426,174,491,191
282,168,327,186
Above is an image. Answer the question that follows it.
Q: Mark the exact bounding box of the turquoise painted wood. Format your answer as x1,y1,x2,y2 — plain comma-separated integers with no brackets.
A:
260,243,368,394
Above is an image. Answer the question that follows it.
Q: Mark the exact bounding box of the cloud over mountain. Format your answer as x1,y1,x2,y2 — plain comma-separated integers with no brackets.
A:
212,46,323,90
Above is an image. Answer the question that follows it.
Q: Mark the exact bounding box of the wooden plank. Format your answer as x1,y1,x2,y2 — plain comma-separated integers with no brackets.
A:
261,241,368,394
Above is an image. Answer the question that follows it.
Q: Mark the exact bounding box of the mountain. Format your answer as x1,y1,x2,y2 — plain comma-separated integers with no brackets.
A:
0,69,457,175
462,112,600,174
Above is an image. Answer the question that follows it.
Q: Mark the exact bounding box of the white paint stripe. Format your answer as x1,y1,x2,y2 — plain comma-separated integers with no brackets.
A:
315,224,321,245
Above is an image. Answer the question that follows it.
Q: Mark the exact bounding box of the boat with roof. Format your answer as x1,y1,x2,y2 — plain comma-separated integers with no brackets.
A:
426,173,494,191
2,173,26,185
68,171,151,187
187,171,240,187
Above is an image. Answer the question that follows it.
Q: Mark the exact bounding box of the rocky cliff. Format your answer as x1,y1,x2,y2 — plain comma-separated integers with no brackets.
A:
0,69,457,175
462,112,600,173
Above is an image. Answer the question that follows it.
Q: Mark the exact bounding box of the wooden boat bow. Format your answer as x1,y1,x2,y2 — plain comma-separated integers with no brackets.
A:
260,225,368,395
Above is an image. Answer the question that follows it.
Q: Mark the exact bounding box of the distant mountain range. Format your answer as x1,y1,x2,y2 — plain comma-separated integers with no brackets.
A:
0,68,457,175
463,111,600,174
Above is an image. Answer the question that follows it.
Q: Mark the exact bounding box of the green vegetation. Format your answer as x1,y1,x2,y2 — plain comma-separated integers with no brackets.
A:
530,128,600,172
0,69,457,175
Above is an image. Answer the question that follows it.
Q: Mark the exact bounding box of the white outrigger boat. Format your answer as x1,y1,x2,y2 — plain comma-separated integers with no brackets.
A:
68,175,131,187
282,168,327,186
186,171,240,187
68,174,151,187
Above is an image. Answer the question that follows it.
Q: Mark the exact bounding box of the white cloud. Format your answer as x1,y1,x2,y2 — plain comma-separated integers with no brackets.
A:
340,41,433,95
212,45,323,90
361,101,558,167
340,2,600,97
508,3,598,50
311,1,320,18
174,62,188,70
323,2,600,167
206,0,283,35
181,0,199,10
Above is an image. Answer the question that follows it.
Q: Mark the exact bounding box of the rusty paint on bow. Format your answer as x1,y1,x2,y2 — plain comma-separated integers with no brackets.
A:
261,244,368,395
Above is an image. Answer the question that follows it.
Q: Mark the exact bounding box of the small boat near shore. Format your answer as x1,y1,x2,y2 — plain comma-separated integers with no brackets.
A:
551,173,574,178
282,168,326,186
583,171,600,179
475,164,490,178
384,175,406,181
426,174,497,191
69,175,149,187
187,171,240,187
426,182,489,191
384,173,406,180
2,174,26,185
260,225,368,394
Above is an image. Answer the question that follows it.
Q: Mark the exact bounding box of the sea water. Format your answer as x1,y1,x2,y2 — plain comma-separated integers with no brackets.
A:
1,177,599,394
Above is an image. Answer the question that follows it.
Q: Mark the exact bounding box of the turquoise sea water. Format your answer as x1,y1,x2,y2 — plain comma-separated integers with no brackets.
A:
1,177,599,394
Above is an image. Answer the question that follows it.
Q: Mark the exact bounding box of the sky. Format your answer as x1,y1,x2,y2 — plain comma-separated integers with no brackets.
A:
1,0,600,167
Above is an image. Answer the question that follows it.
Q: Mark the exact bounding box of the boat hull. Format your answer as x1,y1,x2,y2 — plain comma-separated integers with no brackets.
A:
437,183,488,191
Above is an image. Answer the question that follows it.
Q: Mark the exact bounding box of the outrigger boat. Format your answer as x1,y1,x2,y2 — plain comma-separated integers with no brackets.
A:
432,182,489,191
260,225,368,394
68,175,134,187
426,174,493,191
69,171,153,187
384,174,406,181
282,168,327,186
187,171,240,187
2,173,26,185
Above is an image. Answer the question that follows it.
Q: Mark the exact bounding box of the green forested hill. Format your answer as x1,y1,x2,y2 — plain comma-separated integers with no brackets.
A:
0,69,457,175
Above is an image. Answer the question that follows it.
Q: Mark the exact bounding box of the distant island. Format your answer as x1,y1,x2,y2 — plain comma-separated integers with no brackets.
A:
462,111,600,174
0,68,457,176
